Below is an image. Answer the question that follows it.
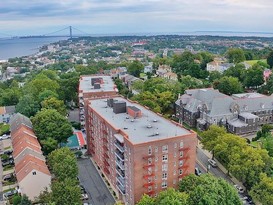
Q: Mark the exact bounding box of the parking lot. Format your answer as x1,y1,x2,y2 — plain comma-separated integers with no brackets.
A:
77,158,115,205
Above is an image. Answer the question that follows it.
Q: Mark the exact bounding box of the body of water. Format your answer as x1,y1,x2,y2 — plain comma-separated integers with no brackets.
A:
0,37,67,60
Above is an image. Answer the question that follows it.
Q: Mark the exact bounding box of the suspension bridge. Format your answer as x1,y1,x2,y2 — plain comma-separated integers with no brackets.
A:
0,26,91,39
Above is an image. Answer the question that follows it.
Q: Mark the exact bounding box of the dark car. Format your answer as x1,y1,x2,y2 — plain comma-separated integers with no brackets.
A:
3,150,13,156
195,167,202,176
2,159,14,167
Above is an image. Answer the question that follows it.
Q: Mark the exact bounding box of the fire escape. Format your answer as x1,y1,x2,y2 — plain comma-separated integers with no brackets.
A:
178,147,190,179
143,155,155,196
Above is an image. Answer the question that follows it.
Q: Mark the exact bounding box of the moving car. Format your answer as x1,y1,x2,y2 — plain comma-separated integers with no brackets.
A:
208,159,217,167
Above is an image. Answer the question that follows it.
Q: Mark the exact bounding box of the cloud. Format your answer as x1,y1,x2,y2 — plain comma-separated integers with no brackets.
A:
0,0,273,35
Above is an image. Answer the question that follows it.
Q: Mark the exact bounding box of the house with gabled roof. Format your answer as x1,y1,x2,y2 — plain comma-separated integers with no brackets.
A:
10,113,51,200
176,88,273,135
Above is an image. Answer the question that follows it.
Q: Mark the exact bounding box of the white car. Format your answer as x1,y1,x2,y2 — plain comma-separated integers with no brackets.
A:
234,185,244,193
208,159,217,167
0,134,10,140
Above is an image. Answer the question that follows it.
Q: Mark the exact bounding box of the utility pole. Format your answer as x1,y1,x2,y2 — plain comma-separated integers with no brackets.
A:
69,26,72,38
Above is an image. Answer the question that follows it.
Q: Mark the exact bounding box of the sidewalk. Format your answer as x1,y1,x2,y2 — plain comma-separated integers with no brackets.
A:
197,140,245,189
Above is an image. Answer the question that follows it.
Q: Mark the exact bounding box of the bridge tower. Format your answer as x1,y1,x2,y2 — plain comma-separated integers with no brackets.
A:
69,26,72,38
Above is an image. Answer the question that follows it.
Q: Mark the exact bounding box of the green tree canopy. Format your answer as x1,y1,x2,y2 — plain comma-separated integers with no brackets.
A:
16,94,40,117
213,76,243,95
128,60,144,77
266,50,273,68
31,109,73,143
250,173,273,205
226,48,246,63
41,97,67,116
223,63,246,82
178,174,242,205
48,147,78,180
243,64,264,88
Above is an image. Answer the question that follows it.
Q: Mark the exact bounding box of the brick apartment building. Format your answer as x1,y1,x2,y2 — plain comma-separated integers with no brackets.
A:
85,97,197,204
78,75,118,127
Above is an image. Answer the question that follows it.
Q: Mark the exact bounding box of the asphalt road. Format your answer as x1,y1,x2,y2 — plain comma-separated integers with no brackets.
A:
77,158,115,205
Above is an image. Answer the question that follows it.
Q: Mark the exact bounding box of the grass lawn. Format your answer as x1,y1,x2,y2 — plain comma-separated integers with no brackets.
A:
0,123,10,136
245,59,267,66
3,165,14,172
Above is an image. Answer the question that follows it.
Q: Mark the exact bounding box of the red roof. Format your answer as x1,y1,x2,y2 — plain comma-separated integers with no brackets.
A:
74,131,86,146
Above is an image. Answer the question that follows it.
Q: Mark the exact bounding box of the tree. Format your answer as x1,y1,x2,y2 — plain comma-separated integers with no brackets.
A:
48,147,78,180
137,194,155,205
51,178,81,205
208,71,222,82
243,64,264,88
266,50,273,68
223,63,246,82
137,189,188,205
31,109,73,143
41,97,67,116
200,125,227,158
179,174,241,205
20,195,32,205
213,76,243,95
128,60,144,77
0,87,21,106
261,133,273,157
38,90,59,104
40,137,58,155
58,72,80,103
16,94,40,117
226,48,246,63
250,173,273,205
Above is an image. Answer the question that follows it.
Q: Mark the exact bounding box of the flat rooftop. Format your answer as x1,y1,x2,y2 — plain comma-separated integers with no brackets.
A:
89,97,193,144
79,75,117,94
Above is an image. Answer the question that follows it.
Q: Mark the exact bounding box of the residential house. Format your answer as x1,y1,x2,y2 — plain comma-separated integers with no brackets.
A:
10,113,51,200
206,61,234,73
175,88,273,135
0,106,16,123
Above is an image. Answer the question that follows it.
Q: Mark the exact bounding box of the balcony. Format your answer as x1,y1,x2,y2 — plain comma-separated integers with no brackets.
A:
143,182,155,188
145,190,155,196
114,141,124,153
143,155,155,160
179,147,190,152
102,137,108,143
115,150,124,161
103,145,108,151
103,159,110,167
103,153,109,159
143,164,155,169
143,172,155,179
116,167,125,178
104,167,110,175
116,159,125,170
179,155,189,160
116,182,126,195
116,176,125,186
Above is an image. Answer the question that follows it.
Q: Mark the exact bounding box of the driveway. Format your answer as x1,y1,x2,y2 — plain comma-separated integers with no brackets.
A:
77,158,115,205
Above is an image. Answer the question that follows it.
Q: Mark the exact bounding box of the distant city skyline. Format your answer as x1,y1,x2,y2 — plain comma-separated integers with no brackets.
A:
1,0,273,36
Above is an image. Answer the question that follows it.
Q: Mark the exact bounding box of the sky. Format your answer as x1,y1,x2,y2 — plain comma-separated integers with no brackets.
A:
1,0,273,36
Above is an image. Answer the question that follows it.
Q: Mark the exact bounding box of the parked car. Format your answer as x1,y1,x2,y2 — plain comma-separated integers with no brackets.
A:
3,189,17,198
245,195,254,204
2,173,13,181
81,193,89,200
80,185,87,194
208,159,217,167
234,185,244,194
2,159,14,167
0,134,10,140
195,167,202,176
3,150,13,156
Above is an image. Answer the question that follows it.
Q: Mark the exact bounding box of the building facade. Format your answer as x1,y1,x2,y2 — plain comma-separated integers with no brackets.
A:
86,97,197,204
175,88,273,135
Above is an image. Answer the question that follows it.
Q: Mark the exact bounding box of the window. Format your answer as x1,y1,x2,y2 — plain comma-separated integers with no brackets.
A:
179,160,183,167
173,170,176,175
179,169,183,175
174,152,176,158
148,146,152,155
32,171,36,175
162,172,167,180
155,146,158,153
173,179,176,185
179,151,183,157
148,158,152,165
162,145,168,153
162,164,168,171
174,143,177,148
174,161,176,167
180,141,184,148
148,186,152,192
162,155,168,162
155,157,158,162
161,181,167,188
